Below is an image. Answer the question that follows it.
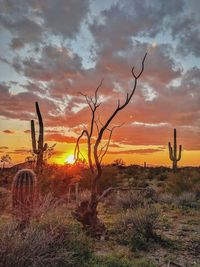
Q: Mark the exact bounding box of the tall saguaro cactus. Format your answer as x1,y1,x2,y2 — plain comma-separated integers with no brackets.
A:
31,102,47,173
12,169,37,227
168,128,182,171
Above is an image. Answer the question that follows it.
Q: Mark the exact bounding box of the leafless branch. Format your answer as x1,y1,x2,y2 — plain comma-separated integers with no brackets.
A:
74,130,88,162
97,187,114,202
99,124,124,163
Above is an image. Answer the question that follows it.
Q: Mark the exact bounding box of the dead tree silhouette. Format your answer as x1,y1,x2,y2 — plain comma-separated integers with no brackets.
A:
73,53,147,238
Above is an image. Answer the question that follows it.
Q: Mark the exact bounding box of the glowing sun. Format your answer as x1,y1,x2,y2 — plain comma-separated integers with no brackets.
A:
65,155,75,164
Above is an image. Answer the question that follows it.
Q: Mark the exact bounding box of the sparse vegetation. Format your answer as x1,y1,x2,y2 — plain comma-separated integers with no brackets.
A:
0,207,92,267
0,163,200,266
118,206,160,251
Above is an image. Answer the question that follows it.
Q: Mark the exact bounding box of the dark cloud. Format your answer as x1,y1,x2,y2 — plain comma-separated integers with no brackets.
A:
90,0,184,52
39,0,89,38
0,146,9,149
0,83,57,121
168,5,200,57
12,45,82,81
0,0,90,48
45,133,86,143
11,148,30,154
2,130,15,134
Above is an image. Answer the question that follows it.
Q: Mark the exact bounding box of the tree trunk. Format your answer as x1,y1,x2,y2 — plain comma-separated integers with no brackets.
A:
72,199,106,239
73,172,106,238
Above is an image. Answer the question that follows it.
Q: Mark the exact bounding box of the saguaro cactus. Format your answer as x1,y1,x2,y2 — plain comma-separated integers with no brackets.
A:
168,128,182,170
12,169,37,227
31,102,47,173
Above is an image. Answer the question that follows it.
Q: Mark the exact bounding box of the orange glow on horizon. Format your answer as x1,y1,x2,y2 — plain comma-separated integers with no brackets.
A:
65,154,75,164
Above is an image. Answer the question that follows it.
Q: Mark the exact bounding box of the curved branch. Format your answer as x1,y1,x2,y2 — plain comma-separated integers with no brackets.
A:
99,124,124,163
74,130,88,162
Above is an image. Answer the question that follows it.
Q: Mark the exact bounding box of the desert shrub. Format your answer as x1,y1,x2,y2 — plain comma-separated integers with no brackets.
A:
0,187,10,214
0,206,92,267
157,193,175,205
141,187,157,201
175,192,197,208
157,173,168,181
85,255,155,267
118,206,159,251
167,169,200,195
115,191,145,210
193,184,200,200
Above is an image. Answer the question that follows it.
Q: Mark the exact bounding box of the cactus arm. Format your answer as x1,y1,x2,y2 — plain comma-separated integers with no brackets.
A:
177,145,182,161
35,102,44,152
31,120,37,154
31,102,46,173
168,142,174,161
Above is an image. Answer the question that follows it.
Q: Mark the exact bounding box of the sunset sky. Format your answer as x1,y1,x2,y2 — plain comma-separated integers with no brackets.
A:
0,0,200,167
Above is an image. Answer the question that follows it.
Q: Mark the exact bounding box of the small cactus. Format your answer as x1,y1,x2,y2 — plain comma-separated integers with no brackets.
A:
168,128,182,171
12,169,37,226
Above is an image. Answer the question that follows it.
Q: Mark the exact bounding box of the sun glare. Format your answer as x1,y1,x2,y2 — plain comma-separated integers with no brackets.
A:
65,155,75,164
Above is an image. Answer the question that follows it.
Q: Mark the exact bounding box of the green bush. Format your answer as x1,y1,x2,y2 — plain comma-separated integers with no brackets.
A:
118,206,159,251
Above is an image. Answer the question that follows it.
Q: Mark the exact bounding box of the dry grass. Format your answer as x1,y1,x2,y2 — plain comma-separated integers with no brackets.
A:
0,201,92,267
115,191,145,210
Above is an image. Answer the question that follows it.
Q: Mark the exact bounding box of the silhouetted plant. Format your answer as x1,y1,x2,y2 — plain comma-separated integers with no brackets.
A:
168,128,182,171
31,102,47,174
112,158,125,167
12,169,37,229
0,154,12,169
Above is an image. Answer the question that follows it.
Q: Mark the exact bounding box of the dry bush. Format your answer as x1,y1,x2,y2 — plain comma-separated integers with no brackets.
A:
32,193,64,219
115,190,145,210
0,206,92,267
0,222,71,267
167,169,200,195
157,193,175,205
0,187,10,214
118,206,159,250
175,192,197,208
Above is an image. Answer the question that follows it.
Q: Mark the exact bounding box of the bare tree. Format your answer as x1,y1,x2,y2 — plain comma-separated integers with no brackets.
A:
73,53,147,238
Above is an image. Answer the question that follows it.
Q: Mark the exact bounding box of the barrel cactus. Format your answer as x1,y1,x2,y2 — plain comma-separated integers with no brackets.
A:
12,169,37,225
